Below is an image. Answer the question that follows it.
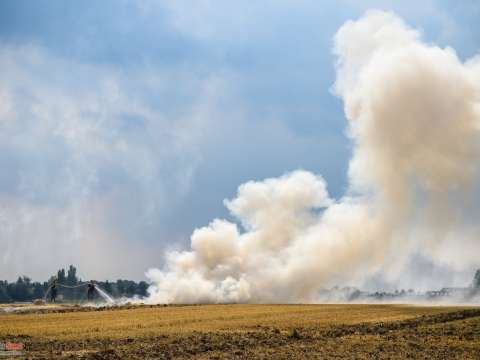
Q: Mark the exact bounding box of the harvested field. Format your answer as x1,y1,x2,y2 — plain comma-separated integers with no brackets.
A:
1,304,480,359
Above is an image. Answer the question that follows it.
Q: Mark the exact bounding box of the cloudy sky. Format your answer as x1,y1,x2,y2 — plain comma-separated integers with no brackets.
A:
0,0,478,281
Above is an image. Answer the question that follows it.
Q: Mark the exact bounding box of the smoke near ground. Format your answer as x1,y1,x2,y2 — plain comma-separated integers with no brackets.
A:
146,10,480,303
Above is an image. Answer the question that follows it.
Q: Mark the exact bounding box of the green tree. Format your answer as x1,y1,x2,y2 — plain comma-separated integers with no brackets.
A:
10,277,29,301
103,280,113,294
66,265,78,286
126,281,137,296
0,281,11,302
137,281,149,297
116,280,125,295
32,282,44,299
473,269,480,289
57,268,66,284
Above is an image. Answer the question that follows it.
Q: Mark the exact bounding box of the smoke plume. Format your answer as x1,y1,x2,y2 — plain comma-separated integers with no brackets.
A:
146,10,480,303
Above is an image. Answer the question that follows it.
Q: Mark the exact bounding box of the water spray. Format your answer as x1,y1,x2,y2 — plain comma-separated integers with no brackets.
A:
42,281,115,305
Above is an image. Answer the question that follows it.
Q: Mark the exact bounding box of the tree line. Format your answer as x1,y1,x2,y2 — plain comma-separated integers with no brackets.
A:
0,265,149,303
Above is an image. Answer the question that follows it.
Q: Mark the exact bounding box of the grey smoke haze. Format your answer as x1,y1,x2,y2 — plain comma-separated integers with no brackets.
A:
0,42,342,282
146,10,480,303
0,44,217,280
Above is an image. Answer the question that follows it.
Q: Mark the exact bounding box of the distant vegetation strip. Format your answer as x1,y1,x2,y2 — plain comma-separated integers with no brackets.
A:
0,265,148,302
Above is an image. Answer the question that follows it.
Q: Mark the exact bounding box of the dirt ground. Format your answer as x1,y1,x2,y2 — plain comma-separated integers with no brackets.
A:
1,303,479,359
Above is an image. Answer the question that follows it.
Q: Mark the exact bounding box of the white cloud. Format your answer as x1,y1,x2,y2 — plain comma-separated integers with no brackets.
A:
0,43,229,280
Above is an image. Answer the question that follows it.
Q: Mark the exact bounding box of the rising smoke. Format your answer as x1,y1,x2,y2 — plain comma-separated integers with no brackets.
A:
146,10,480,303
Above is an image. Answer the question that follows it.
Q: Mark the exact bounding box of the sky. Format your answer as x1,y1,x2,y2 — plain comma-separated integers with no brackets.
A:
0,0,479,282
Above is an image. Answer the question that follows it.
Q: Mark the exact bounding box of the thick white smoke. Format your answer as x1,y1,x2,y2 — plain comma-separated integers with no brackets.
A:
146,10,480,303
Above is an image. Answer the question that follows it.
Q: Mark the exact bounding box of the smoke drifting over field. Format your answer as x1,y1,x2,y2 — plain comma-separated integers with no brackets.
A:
146,10,480,303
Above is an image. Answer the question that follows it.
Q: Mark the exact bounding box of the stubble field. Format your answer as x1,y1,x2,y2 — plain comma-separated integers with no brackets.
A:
1,303,480,359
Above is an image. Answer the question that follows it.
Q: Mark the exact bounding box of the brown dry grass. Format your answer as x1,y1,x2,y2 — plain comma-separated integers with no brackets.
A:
1,304,479,359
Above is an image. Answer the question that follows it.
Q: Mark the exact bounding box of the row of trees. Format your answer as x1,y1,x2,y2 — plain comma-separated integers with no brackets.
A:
0,265,149,303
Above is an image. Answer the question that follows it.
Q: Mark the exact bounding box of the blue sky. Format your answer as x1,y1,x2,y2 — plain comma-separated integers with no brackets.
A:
0,0,478,280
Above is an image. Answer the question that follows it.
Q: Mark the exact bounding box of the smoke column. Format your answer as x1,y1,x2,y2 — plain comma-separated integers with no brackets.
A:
146,10,480,303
